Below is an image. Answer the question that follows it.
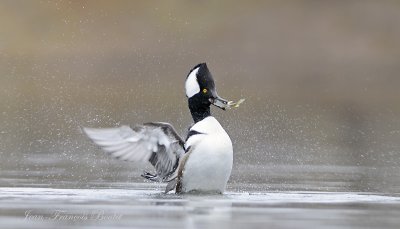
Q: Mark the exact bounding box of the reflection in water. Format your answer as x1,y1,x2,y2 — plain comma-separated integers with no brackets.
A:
1,187,400,229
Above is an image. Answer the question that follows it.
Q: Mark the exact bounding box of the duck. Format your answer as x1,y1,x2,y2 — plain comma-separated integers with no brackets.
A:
83,63,243,194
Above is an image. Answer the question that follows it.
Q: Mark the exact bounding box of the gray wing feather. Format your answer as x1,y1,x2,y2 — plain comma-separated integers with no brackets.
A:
83,123,185,180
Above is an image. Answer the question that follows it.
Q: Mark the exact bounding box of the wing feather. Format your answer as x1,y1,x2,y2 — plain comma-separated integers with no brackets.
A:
83,123,185,181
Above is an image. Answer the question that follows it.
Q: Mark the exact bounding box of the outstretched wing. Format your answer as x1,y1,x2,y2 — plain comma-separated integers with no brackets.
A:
83,122,185,181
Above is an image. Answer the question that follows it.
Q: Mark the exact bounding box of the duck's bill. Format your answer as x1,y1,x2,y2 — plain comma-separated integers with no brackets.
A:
210,97,245,110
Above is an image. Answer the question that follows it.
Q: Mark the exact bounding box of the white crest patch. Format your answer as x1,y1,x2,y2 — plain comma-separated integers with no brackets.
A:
185,67,200,98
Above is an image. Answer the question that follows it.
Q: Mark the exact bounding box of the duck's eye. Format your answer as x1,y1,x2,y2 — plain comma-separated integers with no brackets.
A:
202,88,208,94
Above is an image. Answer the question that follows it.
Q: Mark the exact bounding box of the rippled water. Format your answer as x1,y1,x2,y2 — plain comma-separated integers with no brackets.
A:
1,184,400,229
1,149,400,228
1,154,400,228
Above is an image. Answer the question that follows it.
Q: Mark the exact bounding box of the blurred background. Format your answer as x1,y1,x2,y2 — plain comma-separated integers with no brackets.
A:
1,0,399,193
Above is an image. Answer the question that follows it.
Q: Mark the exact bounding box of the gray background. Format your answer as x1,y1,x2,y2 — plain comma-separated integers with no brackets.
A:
1,1,400,192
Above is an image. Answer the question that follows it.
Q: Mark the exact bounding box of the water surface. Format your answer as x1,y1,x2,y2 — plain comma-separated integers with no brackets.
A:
1,184,400,229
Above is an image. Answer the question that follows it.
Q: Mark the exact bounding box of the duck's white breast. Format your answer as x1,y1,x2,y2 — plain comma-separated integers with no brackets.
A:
181,117,233,193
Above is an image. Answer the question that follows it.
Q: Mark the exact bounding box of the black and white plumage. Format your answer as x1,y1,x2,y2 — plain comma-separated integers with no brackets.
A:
84,63,239,194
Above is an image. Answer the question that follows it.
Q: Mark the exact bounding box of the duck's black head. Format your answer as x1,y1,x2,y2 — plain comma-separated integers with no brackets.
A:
185,63,230,123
